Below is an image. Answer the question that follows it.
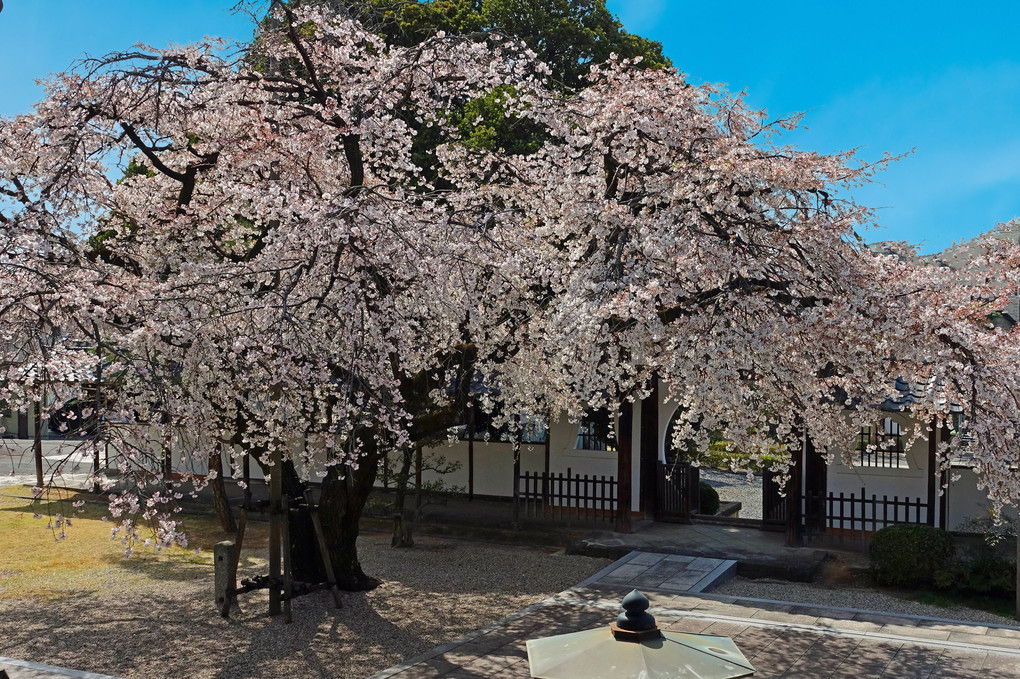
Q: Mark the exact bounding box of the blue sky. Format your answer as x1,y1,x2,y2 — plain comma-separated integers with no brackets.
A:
2,1,1017,252
606,0,1020,252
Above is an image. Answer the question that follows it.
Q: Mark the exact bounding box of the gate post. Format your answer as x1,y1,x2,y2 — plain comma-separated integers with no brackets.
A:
785,430,805,547
615,404,634,532
685,463,700,521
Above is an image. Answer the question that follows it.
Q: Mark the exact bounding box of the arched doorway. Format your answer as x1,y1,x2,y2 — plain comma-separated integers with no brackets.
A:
660,406,766,522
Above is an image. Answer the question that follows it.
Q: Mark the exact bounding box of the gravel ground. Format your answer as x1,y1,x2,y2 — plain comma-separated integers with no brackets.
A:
700,467,763,519
716,576,1018,626
0,532,611,679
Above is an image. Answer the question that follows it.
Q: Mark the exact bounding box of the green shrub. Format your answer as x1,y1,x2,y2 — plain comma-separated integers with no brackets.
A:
869,524,955,589
698,481,720,515
958,542,1016,597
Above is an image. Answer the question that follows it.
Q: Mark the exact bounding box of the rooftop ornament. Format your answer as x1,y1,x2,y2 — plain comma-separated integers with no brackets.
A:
526,589,755,678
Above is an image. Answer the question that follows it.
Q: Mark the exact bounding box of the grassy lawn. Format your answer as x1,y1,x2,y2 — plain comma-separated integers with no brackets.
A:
0,484,264,600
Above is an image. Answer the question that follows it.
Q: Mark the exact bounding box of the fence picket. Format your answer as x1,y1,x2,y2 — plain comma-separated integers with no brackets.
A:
516,468,618,524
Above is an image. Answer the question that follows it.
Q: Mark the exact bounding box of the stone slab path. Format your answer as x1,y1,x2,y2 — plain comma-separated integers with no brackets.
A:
372,551,1020,679
589,550,738,592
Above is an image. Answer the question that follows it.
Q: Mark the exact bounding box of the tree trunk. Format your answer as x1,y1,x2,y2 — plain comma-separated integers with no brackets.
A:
319,447,381,590
391,446,415,548
249,440,380,590
208,446,237,533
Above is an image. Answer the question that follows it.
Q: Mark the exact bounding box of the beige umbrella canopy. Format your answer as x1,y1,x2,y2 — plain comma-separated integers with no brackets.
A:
526,590,755,679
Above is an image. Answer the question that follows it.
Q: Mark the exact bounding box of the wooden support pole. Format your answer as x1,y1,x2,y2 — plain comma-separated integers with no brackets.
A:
939,425,950,530
306,488,342,609
786,429,805,547
926,417,937,526
268,447,282,616
281,494,293,624
467,405,475,501
414,443,423,511
543,411,551,475
616,404,633,533
33,401,43,488
512,416,522,529
639,380,659,517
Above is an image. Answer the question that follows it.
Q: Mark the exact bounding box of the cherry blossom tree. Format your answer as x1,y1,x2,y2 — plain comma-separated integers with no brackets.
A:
2,1,1018,589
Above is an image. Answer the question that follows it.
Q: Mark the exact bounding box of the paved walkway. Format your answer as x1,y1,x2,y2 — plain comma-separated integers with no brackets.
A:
0,439,96,489
595,550,738,593
372,551,1020,679
577,521,832,581
0,657,120,679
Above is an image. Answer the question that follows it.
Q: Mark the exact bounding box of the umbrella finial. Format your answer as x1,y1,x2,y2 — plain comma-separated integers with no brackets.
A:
614,589,657,635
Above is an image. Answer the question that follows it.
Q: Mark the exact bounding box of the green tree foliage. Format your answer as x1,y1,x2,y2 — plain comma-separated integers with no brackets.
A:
324,0,670,89
281,0,670,178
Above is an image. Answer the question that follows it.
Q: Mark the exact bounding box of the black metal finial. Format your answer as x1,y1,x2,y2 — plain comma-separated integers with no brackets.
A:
615,589,656,632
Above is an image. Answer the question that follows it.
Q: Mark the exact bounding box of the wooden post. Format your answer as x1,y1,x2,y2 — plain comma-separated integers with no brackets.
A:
305,488,342,610
616,403,633,533
639,380,659,517
926,417,937,526
414,443,423,510
786,429,805,547
95,348,105,486
281,494,293,623
939,424,950,530
467,405,475,501
268,447,282,616
543,412,551,475
160,413,172,491
33,400,43,488
512,415,521,528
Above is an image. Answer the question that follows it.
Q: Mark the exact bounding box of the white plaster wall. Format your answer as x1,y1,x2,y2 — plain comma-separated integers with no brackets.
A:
0,410,19,436
1,403,40,438
409,413,628,503
946,467,1019,531
828,413,929,501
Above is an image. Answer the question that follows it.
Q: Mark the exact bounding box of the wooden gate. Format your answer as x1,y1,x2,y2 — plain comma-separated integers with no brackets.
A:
655,462,699,522
761,469,786,530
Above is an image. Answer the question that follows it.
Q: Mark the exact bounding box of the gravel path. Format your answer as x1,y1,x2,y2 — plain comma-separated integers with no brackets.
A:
700,467,763,519
0,532,611,679
716,576,1018,626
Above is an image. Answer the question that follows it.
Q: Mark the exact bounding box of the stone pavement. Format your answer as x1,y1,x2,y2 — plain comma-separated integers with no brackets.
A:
0,658,120,679
0,439,96,489
371,551,1020,679
595,550,738,593
576,521,830,581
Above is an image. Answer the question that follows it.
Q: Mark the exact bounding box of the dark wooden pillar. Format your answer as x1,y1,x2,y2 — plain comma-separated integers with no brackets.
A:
512,415,521,528
33,402,44,488
785,430,804,547
639,381,659,517
543,413,551,474
467,405,475,501
926,417,938,526
616,404,634,533
938,424,950,530
803,434,826,536
414,443,423,510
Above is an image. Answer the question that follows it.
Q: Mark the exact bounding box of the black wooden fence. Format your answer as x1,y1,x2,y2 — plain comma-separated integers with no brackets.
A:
762,469,787,530
802,487,928,545
518,468,619,524
655,462,699,523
